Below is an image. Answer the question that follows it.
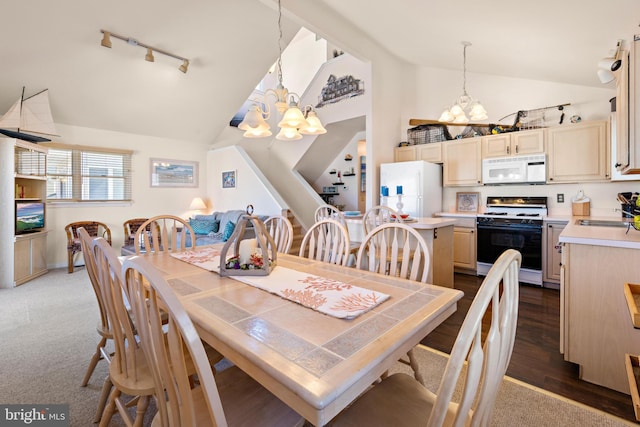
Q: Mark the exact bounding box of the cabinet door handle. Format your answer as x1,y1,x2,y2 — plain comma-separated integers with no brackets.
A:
515,145,519,154
506,146,510,155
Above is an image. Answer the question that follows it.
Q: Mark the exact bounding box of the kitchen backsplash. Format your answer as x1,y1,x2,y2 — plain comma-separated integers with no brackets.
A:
442,180,640,217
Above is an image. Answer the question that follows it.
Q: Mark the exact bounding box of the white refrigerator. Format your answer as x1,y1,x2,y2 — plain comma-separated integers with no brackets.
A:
379,160,442,218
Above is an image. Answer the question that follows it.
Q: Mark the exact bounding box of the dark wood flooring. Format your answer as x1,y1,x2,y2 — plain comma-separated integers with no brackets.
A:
421,273,638,423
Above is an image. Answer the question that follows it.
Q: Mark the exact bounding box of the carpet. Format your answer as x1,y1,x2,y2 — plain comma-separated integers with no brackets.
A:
0,267,635,426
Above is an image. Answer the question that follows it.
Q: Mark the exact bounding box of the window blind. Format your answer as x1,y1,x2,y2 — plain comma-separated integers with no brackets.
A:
46,145,132,202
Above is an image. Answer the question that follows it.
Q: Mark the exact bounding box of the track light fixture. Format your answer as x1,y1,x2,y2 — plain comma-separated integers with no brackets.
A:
100,29,189,73
597,40,622,84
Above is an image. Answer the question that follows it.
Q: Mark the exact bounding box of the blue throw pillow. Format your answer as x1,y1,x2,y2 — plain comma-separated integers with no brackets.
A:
190,218,219,235
222,221,235,242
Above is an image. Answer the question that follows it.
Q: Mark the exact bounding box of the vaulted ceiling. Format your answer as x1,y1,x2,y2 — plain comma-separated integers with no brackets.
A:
2,0,638,146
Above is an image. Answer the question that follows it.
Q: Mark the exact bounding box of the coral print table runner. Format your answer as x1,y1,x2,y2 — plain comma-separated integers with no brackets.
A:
171,248,390,319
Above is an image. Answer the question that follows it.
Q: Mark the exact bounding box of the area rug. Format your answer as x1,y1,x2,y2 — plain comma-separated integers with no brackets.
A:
388,345,636,426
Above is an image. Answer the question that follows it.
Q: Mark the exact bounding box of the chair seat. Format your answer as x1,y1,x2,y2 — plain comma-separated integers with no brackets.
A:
108,347,156,397
329,373,464,427
151,364,302,426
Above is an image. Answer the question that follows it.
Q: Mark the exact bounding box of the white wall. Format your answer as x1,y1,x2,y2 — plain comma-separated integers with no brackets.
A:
206,146,285,216
313,135,362,211
46,124,210,269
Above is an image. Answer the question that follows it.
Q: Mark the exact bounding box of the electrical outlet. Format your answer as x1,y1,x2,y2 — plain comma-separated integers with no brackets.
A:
557,193,564,203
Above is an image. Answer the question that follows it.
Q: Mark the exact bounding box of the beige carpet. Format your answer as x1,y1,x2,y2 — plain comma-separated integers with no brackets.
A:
0,267,635,426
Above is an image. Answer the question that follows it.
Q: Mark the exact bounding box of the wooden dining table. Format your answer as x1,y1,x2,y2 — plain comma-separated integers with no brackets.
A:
140,245,463,426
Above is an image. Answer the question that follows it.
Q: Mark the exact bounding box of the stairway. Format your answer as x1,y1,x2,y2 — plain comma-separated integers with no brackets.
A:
285,210,305,255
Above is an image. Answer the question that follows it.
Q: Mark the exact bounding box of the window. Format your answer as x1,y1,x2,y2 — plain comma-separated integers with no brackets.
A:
45,144,132,202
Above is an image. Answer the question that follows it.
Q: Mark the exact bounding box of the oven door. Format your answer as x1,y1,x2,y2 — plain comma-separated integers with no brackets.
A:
477,222,542,270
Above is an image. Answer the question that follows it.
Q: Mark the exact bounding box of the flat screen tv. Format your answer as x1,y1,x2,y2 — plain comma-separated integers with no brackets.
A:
15,200,45,234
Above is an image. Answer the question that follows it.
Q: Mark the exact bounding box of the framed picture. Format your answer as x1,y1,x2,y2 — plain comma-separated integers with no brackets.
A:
150,158,198,188
456,192,480,212
222,170,236,188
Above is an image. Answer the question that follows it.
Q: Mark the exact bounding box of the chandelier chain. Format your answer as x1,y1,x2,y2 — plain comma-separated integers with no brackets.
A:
276,0,284,86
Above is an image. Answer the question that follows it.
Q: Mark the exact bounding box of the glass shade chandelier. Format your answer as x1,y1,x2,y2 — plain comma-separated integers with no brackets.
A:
438,41,487,123
239,0,326,140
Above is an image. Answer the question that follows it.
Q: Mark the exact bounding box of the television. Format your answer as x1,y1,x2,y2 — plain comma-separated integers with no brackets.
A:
15,200,45,234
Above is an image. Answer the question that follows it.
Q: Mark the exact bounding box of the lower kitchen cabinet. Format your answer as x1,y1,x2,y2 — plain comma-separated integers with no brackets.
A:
436,214,476,273
543,220,567,285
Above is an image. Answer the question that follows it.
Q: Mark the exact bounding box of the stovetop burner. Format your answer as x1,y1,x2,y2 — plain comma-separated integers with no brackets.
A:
480,196,548,219
516,213,541,217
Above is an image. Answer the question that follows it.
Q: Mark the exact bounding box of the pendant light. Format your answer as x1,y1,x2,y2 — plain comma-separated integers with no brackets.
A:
238,0,326,140
439,41,487,123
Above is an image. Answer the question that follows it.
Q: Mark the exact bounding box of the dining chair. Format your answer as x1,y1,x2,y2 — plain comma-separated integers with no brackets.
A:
314,204,346,225
356,222,430,282
329,249,522,427
122,255,304,427
362,205,401,236
134,215,195,255
91,237,155,427
65,221,111,273
355,222,431,383
77,227,114,423
299,218,351,266
264,215,294,253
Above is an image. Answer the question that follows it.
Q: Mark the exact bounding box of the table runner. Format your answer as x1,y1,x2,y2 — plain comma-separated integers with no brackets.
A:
171,248,390,319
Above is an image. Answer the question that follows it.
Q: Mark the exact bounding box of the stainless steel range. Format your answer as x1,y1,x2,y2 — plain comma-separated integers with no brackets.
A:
476,196,547,286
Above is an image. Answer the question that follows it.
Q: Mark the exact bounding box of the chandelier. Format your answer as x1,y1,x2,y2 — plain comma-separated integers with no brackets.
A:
239,0,326,140
438,42,487,123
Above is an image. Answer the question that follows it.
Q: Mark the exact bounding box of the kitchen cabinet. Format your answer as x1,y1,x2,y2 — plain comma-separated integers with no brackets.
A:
543,220,567,285
443,137,482,186
546,120,610,183
435,214,476,273
561,241,640,394
394,142,443,163
481,129,545,158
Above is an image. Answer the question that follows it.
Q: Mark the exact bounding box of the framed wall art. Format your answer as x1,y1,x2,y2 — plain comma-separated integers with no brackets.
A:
456,192,479,212
150,158,198,188
222,170,236,188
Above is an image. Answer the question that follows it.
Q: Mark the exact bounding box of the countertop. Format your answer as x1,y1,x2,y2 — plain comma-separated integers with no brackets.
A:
344,216,456,229
559,216,640,249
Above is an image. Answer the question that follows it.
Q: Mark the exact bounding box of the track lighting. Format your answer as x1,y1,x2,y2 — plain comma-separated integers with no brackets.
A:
597,40,622,84
145,48,154,62
100,29,189,73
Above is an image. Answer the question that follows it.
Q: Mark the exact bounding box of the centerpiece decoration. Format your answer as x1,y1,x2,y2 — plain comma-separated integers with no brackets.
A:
219,206,277,277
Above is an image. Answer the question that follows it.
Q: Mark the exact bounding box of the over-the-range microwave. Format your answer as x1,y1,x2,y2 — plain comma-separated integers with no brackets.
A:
482,153,546,185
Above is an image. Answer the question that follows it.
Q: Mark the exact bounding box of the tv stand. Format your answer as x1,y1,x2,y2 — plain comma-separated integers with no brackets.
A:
14,231,48,285
1,138,48,288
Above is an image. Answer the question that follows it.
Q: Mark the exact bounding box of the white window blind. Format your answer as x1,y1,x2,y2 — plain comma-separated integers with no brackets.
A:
45,144,132,202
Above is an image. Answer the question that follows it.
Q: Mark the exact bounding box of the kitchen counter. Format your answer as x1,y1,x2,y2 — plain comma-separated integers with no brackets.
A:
343,216,455,288
559,216,640,249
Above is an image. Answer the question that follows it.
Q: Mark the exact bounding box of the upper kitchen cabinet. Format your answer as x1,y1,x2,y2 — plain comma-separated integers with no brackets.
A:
546,120,610,183
394,142,443,163
443,137,482,186
481,129,545,158
616,38,640,174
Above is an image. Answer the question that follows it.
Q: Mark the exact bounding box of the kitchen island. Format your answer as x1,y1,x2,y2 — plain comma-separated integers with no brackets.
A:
344,216,456,288
559,217,640,394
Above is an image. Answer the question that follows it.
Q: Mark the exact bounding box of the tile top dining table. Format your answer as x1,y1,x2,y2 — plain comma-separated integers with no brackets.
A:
140,246,463,426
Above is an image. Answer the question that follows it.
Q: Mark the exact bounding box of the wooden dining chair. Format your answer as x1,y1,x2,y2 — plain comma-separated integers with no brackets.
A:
134,215,195,255
122,255,304,427
356,222,430,282
264,215,294,254
77,228,114,423
91,237,155,427
314,204,346,225
362,205,401,236
65,221,111,273
299,218,351,266
355,222,431,383
329,249,522,427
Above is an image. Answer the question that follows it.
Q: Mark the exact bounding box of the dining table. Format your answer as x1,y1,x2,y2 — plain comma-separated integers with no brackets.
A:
139,244,463,426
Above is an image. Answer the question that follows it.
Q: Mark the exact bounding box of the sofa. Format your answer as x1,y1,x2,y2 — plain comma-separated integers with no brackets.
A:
121,210,266,255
